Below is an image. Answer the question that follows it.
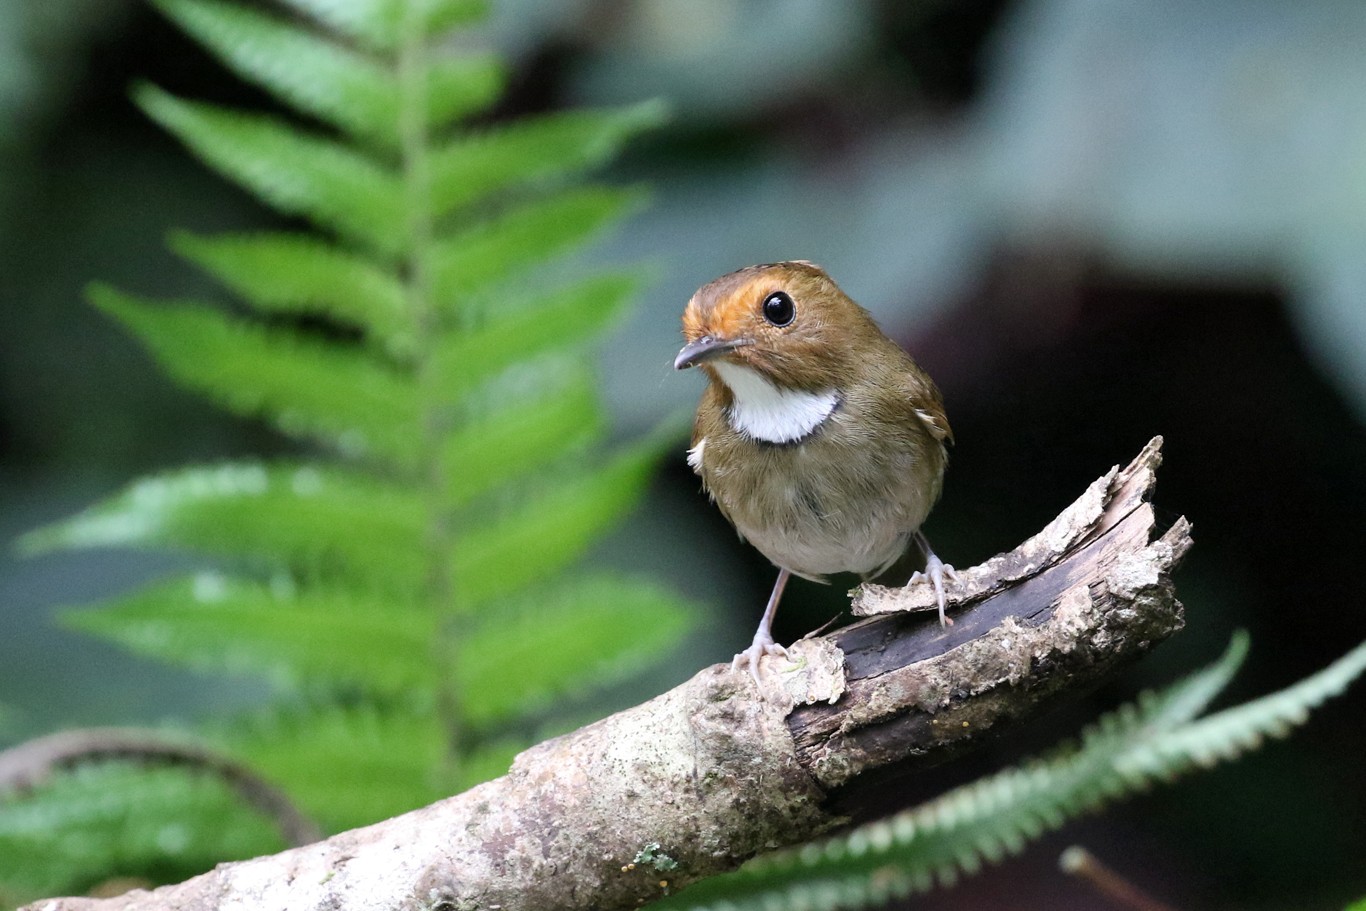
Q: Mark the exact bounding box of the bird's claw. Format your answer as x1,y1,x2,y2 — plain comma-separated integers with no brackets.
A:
909,556,959,627
731,636,791,688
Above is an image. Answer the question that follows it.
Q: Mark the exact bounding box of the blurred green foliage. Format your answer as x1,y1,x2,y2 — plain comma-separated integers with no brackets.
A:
0,763,283,900
0,0,691,899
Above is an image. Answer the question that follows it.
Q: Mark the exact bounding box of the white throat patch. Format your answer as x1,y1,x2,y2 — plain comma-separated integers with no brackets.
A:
712,361,839,444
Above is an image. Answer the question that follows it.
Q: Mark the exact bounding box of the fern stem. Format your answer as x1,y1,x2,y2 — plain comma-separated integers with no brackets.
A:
396,5,465,763
1059,847,1182,911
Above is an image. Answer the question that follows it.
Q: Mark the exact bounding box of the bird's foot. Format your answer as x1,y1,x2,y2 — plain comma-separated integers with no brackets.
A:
909,555,959,627
731,633,791,688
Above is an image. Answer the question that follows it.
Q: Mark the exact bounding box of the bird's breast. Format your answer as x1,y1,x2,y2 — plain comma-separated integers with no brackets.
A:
696,404,945,580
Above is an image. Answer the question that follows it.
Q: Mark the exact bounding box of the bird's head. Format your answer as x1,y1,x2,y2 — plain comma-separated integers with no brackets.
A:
674,261,879,391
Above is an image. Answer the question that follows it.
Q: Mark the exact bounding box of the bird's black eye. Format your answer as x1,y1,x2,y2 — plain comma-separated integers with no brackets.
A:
762,291,795,327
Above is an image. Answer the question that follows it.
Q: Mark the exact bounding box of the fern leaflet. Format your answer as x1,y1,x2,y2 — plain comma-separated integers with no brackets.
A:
5,0,684,898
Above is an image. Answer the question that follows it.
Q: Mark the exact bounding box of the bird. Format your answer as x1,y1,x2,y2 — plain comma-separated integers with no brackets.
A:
674,261,955,681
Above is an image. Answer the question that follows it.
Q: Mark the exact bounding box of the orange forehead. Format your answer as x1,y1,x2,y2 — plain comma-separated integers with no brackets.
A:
682,273,775,340
683,262,830,340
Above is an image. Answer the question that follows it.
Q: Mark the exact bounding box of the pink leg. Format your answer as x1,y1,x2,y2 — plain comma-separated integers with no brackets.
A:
909,531,958,627
731,568,793,684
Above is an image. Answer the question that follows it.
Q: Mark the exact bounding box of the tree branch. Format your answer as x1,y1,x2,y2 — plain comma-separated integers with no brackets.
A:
791,434,1188,805
21,437,1189,911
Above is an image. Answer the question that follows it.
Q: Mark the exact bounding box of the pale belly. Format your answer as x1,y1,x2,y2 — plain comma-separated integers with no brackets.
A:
701,428,940,582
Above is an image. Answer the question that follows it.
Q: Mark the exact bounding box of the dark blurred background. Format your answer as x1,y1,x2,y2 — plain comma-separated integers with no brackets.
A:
2,1,1364,908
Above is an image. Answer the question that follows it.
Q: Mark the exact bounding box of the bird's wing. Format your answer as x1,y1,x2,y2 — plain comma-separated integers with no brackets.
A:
903,371,954,445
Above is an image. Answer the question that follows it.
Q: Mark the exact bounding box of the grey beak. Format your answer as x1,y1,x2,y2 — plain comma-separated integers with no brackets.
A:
674,335,748,370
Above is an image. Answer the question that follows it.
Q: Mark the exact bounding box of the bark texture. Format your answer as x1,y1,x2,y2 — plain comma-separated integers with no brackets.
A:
22,438,1189,911
792,434,1189,803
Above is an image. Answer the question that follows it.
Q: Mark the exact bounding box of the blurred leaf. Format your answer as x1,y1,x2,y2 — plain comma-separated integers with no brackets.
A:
426,54,507,130
459,574,691,727
1134,630,1248,730
432,186,647,304
63,576,435,695
429,102,667,217
19,0,683,894
156,0,401,145
91,286,420,462
222,706,452,831
161,0,500,142
444,369,605,507
435,272,639,396
0,763,281,900
454,438,666,606
23,462,426,592
170,231,410,347
136,85,406,254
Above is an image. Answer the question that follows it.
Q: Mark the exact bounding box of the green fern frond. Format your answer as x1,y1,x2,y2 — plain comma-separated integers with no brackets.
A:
156,0,402,145
160,0,503,144
459,574,693,727
221,705,450,830
443,372,605,506
62,575,435,694
1082,630,1248,752
1120,635,1366,779
169,231,410,346
427,102,667,216
431,185,649,302
661,635,1366,911
452,439,668,607
137,85,407,252
434,272,641,394
0,763,283,897
91,286,421,461
9,0,686,897
419,54,508,127
23,462,427,590
61,570,691,712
